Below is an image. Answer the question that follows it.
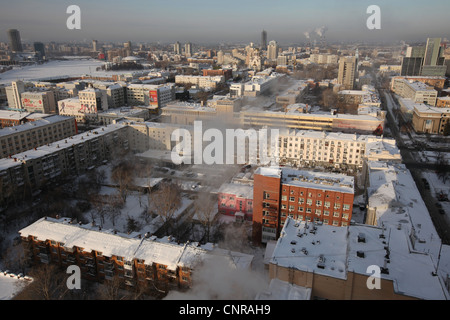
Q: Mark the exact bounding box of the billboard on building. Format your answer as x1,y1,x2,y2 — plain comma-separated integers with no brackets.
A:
58,99,97,115
21,97,43,109
149,90,159,106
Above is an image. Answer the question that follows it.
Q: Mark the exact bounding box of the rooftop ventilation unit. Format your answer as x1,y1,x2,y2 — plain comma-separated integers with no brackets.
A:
357,233,366,243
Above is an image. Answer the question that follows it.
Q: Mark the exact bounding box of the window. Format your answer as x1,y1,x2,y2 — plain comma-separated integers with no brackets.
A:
343,204,350,211
281,204,287,209
298,198,304,204
324,201,330,208
334,203,341,209
315,209,322,215
289,196,295,202
264,192,270,199
298,207,304,212
306,208,312,213
332,220,339,226
333,212,340,218
342,213,349,220
306,199,312,206
289,205,295,211
324,210,330,216
281,195,287,201
316,200,322,206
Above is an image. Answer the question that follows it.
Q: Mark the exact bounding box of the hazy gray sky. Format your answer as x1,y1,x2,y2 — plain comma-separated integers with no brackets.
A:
1,0,449,45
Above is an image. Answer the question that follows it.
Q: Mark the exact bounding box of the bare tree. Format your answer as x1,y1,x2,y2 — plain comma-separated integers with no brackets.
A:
148,182,182,236
320,88,338,110
111,161,135,202
14,264,69,300
96,275,124,300
194,192,217,243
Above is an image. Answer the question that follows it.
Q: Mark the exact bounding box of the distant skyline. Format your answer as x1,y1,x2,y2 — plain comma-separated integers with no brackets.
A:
1,0,450,46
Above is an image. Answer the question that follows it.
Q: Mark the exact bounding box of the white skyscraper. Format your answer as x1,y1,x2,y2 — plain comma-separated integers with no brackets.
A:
267,40,278,61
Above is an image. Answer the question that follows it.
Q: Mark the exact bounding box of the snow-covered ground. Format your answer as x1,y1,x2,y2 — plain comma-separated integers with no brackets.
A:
421,169,450,219
0,272,32,300
0,59,107,84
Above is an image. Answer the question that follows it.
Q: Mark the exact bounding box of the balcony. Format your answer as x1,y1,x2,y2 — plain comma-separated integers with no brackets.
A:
39,253,50,264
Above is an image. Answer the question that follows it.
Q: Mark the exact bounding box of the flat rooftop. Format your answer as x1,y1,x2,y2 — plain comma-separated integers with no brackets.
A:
270,217,448,300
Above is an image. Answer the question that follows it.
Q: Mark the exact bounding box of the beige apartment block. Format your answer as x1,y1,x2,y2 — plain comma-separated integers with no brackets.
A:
0,115,77,158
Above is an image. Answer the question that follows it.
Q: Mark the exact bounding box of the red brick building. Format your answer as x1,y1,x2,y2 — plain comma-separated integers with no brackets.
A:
19,216,253,294
202,68,233,80
252,167,354,244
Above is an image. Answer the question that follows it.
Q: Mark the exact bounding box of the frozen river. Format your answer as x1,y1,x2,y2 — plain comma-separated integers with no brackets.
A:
0,59,108,85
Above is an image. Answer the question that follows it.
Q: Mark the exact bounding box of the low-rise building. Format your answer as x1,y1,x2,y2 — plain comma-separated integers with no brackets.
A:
19,216,253,292
411,105,450,135
217,182,253,220
268,217,447,300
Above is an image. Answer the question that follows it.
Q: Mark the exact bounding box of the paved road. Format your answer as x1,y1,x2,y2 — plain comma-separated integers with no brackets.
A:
380,89,450,244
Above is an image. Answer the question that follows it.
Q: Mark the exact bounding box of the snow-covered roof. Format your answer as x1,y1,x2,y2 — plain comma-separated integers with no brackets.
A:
255,166,354,194
0,115,73,138
218,182,253,199
255,278,312,300
270,217,448,300
19,217,253,272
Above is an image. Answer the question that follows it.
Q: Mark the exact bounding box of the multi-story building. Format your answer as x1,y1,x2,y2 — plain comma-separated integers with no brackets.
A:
391,78,438,106
217,182,253,221
252,167,354,244
0,115,77,158
20,90,57,114
184,42,192,57
337,56,358,90
78,87,108,113
19,216,253,292
267,217,447,300
411,104,450,135
436,97,450,108
261,30,267,50
7,29,23,52
0,123,128,201
126,84,175,109
390,76,446,91
401,38,446,77
0,110,31,128
240,104,385,135
175,75,225,90
5,81,25,109
267,40,278,61
309,53,339,65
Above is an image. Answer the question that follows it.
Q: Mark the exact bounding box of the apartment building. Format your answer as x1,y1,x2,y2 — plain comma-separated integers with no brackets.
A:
436,97,450,108
126,83,175,109
309,53,339,65
124,121,192,153
175,75,225,90
19,216,253,292
267,217,447,300
0,115,77,158
0,124,129,202
337,56,358,90
0,110,31,128
391,78,438,106
252,167,354,244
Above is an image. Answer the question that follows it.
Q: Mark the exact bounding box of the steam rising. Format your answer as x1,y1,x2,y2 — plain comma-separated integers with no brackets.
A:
315,26,328,38
163,254,269,300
